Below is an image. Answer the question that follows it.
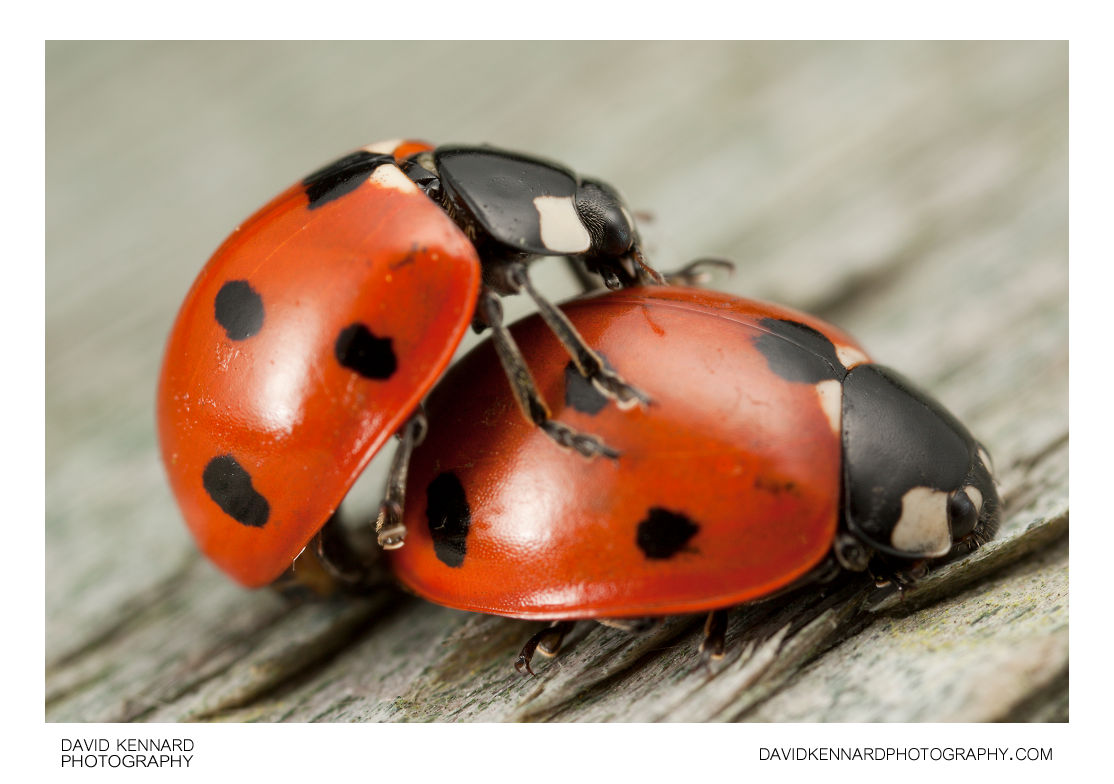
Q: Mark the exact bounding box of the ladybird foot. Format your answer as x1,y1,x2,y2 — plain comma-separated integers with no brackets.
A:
541,421,620,459
515,621,576,677
587,368,651,410
514,652,537,677
698,609,728,666
375,499,407,549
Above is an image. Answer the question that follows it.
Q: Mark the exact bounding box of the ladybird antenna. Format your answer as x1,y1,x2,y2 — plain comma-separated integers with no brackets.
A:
631,247,666,285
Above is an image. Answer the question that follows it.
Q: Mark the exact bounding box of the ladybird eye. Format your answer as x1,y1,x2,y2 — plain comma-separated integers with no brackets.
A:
947,489,978,539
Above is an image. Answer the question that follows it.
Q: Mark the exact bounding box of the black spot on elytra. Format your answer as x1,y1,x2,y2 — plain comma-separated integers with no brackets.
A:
636,507,699,559
202,455,270,528
564,360,609,415
302,151,394,209
426,472,471,567
214,280,264,340
753,318,845,384
334,323,397,380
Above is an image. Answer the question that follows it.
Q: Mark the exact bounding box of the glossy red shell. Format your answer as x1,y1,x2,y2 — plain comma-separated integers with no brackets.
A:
388,287,871,619
158,141,481,587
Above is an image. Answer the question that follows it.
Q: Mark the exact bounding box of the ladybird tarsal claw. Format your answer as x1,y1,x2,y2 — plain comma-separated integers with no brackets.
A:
542,421,620,460
699,609,728,664
515,621,576,677
588,369,651,410
601,269,623,289
376,500,406,549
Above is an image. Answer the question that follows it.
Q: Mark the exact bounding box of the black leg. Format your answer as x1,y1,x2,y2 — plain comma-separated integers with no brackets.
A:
699,609,729,662
516,621,577,676
871,559,927,591
507,264,650,410
477,288,619,459
375,407,428,549
275,513,385,597
565,256,606,295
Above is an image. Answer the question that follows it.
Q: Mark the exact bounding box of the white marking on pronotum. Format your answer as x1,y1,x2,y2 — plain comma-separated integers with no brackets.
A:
369,164,420,194
363,139,403,154
977,445,993,472
534,195,591,253
835,344,870,370
965,485,984,516
891,486,952,556
815,379,842,434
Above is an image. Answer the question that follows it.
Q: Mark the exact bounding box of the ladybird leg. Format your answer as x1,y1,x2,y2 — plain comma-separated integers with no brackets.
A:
515,621,577,677
833,531,873,572
596,617,660,633
663,258,736,287
566,256,608,295
277,514,384,597
699,609,729,662
375,407,428,549
576,255,632,289
873,559,928,591
311,515,384,592
477,288,619,459
506,264,651,410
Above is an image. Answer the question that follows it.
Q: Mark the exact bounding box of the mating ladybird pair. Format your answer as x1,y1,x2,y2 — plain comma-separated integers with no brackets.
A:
157,140,1000,672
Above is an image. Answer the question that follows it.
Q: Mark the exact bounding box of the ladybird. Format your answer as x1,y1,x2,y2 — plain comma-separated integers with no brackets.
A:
158,140,659,589
386,286,1001,672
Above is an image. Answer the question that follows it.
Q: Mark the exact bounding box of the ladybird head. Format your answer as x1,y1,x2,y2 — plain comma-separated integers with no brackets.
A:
840,364,1001,565
574,177,638,259
429,145,643,276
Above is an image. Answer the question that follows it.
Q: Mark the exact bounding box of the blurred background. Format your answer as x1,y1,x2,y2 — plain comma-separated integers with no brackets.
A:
46,41,1066,721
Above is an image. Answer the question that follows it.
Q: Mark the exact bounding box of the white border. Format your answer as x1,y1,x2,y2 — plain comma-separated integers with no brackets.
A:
20,3,1099,781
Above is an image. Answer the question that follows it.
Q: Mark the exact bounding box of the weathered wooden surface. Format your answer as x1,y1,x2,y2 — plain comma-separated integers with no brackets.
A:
46,41,1067,722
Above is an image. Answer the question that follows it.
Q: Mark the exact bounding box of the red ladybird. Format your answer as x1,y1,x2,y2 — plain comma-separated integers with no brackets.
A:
387,286,1000,672
158,140,657,588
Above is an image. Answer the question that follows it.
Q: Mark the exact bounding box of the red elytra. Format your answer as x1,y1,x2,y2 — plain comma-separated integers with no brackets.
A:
388,286,872,620
157,140,482,588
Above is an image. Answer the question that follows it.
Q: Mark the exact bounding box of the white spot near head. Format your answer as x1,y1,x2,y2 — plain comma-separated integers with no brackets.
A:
363,139,403,155
835,344,870,370
534,195,591,254
369,164,420,194
965,485,983,516
815,379,842,435
977,446,993,472
891,486,952,557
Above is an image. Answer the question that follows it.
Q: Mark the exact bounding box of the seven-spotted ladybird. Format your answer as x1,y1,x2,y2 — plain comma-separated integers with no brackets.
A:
158,140,657,588
386,286,1000,672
